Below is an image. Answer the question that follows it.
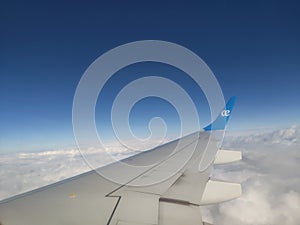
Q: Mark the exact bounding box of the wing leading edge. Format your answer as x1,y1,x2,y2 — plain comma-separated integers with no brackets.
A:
0,97,242,225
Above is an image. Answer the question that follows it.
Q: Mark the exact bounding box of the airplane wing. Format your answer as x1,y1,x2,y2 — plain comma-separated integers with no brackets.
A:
0,97,241,225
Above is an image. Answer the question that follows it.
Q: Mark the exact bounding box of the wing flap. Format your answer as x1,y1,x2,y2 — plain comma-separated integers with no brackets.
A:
214,149,242,165
114,191,159,225
200,180,242,205
158,201,203,225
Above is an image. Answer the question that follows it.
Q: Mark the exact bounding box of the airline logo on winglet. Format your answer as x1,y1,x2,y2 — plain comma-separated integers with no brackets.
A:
221,110,231,117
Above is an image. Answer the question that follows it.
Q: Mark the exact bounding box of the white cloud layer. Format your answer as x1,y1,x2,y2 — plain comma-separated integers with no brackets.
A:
202,125,300,225
0,126,299,225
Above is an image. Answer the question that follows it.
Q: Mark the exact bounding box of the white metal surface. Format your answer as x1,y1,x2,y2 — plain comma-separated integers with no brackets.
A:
200,180,242,205
214,150,242,165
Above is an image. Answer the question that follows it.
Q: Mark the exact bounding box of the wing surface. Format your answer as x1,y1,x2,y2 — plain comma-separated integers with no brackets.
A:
0,97,241,225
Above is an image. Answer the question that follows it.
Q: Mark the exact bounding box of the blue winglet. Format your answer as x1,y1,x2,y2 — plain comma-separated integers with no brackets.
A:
203,96,236,131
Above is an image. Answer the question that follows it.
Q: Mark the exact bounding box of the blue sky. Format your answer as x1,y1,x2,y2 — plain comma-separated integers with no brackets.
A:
1,0,299,152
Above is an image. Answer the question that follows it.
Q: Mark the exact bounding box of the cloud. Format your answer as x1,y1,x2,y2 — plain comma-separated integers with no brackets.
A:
0,148,88,200
202,125,300,225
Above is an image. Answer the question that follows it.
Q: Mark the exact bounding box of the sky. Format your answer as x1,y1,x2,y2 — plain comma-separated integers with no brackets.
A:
0,2,300,224
1,0,300,152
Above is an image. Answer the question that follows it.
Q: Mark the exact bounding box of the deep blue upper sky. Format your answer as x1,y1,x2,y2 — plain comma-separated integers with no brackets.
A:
1,0,299,152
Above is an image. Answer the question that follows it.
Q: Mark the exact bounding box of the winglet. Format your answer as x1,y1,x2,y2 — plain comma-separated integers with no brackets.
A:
203,96,236,131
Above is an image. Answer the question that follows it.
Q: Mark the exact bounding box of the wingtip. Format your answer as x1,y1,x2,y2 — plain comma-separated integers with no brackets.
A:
203,96,236,131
